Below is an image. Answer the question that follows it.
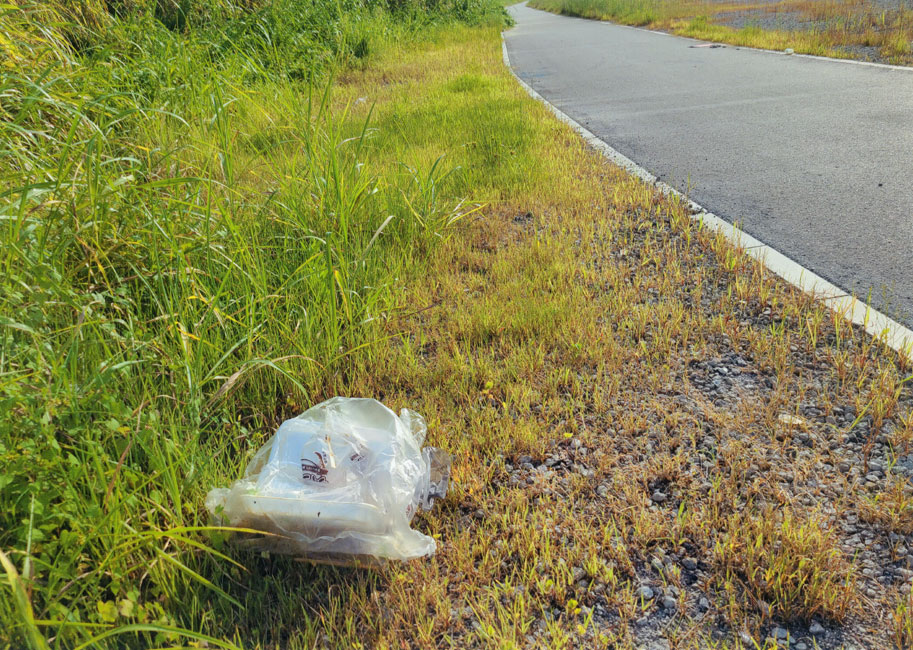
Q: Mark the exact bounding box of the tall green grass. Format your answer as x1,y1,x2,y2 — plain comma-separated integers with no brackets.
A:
0,0,506,646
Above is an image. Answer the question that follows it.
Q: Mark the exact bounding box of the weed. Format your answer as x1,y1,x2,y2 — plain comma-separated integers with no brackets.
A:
860,476,913,534
894,590,913,649
713,509,858,622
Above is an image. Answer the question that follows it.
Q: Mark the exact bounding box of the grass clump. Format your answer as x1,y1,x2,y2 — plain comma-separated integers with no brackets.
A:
860,477,913,534
894,590,913,649
713,510,858,623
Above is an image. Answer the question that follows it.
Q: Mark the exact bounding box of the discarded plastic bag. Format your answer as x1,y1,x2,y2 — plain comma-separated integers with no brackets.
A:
206,397,450,563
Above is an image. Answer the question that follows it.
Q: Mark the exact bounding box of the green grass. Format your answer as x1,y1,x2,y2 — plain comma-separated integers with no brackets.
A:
525,0,699,25
1,1,513,647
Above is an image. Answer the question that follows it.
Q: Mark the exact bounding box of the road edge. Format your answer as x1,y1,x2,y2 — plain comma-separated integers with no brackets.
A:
501,37,913,363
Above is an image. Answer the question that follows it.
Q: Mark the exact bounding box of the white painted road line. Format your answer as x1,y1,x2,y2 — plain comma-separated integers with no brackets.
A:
501,38,913,362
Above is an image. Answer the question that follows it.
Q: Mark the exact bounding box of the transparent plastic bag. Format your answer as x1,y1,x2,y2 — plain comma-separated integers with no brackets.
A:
206,397,450,563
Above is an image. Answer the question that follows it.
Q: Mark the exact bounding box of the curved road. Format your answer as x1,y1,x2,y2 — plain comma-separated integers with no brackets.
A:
505,3,913,327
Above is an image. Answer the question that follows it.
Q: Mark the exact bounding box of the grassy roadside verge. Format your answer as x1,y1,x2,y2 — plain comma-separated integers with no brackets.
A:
329,29,913,648
1,1,512,647
527,0,913,64
4,3,913,650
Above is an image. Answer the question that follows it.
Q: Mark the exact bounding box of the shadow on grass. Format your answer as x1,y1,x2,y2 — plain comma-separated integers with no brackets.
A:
191,549,387,647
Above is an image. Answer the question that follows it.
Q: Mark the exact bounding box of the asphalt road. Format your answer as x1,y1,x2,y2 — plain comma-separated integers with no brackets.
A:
505,3,913,327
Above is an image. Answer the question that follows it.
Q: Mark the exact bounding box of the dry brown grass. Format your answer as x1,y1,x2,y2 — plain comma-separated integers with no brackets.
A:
712,509,858,622
860,477,913,534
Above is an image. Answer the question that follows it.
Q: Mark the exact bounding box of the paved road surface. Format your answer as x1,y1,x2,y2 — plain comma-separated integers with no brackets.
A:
505,3,913,327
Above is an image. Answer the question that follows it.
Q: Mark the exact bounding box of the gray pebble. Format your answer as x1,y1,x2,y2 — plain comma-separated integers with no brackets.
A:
635,585,654,600
651,491,667,503
809,622,825,636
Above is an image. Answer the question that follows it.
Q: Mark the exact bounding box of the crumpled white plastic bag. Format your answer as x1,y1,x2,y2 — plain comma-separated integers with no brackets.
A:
206,397,450,563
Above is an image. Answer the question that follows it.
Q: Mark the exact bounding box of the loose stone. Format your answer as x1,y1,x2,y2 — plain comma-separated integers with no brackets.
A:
635,585,654,600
